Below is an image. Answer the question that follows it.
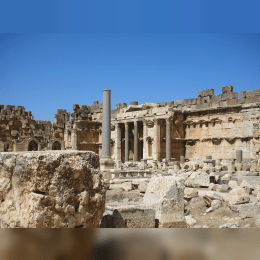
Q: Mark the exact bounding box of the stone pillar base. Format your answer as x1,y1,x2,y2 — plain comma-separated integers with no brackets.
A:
100,158,114,171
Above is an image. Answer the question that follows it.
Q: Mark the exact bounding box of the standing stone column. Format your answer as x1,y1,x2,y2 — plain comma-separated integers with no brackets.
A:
102,89,111,158
236,150,242,163
13,139,17,152
71,129,77,150
143,120,147,159
114,122,121,163
153,119,160,161
125,122,129,162
166,118,171,161
134,121,138,162
64,128,68,148
100,89,114,171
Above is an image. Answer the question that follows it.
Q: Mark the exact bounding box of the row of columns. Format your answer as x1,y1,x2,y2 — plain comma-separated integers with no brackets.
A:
114,118,172,162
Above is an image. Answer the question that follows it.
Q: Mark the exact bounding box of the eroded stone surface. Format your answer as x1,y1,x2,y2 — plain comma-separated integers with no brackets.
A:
0,151,106,228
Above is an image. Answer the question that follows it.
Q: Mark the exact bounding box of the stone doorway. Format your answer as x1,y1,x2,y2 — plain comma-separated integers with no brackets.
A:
28,140,38,151
52,141,61,150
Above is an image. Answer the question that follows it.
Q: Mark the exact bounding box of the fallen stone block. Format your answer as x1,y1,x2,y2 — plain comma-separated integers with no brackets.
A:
228,180,239,189
185,216,196,226
156,198,186,228
138,181,149,193
122,181,133,191
185,175,210,188
0,151,105,228
211,199,222,209
143,175,184,206
257,192,260,202
255,215,260,227
240,180,254,194
209,183,216,191
205,191,225,201
239,202,260,219
203,195,212,207
100,205,156,228
143,175,185,228
184,188,198,199
226,188,250,205
206,207,213,213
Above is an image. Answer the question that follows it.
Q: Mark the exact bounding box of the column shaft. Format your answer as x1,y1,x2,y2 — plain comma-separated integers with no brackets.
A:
125,123,129,162
143,121,147,159
102,90,111,158
71,129,77,150
153,119,160,161
115,123,121,162
134,121,138,162
166,119,171,160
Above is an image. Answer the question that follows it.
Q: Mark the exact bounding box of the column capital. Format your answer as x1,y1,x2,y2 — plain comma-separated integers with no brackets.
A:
154,118,160,125
124,122,129,128
114,122,119,128
134,120,138,126
143,120,148,126
166,117,172,125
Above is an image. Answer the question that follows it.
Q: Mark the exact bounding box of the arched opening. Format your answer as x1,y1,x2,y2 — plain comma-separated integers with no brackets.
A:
4,143,10,152
52,141,61,150
28,140,38,151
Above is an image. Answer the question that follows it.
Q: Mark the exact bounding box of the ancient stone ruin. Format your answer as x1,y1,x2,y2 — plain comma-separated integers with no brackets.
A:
2,85,260,228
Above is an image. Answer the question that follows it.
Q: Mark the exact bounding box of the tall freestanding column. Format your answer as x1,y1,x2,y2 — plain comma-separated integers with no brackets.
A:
100,89,114,171
125,122,129,162
102,89,111,158
143,120,147,159
114,122,121,162
166,118,171,161
134,121,138,162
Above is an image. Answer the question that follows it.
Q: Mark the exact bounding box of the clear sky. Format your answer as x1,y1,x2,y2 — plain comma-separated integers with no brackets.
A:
1,33,260,122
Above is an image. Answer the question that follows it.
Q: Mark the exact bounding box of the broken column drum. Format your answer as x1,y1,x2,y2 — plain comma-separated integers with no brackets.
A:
102,90,111,158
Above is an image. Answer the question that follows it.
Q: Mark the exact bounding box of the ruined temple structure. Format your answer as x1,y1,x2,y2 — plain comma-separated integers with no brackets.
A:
1,85,260,164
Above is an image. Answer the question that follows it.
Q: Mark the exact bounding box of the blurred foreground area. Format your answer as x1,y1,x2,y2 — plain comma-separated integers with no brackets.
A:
0,229,260,260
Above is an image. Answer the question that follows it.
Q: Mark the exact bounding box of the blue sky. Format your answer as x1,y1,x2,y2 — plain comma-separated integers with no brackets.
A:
1,33,260,122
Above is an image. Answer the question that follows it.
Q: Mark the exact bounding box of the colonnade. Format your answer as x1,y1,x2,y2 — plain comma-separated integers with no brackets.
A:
114,117,173,163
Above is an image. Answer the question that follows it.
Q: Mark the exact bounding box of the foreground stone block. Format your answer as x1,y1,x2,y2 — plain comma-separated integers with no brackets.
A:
239,203,260,219
226,188,250,205
100,205,156,228
138,181,149,193
143,175,186,228
0,151,105,228
185,175,210,188
184,188,198,199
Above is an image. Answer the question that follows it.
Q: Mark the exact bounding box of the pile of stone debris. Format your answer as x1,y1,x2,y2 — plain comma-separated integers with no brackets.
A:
102,157,260,228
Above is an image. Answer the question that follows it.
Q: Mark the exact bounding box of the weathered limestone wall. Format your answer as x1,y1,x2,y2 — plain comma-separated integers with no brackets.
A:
0,105,65,152
184,106,260,160
0,151,106,228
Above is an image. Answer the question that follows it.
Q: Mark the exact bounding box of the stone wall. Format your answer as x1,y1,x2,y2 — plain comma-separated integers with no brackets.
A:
0,105,65,152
